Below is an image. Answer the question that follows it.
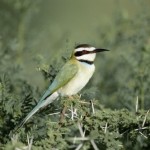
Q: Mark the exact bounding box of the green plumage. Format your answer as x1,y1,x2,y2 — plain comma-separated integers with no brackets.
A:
18,59,78,127
40,59,78,101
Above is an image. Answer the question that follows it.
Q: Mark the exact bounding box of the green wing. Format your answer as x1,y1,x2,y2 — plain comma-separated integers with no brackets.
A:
39,60,78,102
49,60,78,93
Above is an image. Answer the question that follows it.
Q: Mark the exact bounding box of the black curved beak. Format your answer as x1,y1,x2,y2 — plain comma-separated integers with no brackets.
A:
94,48,109,53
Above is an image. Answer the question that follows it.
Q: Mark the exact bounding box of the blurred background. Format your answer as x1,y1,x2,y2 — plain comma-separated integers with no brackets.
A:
0,0,150,110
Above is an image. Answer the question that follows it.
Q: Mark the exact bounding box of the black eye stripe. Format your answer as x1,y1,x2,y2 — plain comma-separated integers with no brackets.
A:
74,50,90,57
74,51,82,57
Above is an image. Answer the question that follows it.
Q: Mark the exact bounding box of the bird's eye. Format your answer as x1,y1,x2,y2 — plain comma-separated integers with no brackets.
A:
74,51,83,57
75,50,88,57
82,50,87,54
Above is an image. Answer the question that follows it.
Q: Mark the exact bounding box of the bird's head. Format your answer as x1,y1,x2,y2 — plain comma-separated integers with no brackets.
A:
73,44,109,63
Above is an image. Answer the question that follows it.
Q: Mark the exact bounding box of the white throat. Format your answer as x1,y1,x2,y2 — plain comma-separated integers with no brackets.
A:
76,53,96,62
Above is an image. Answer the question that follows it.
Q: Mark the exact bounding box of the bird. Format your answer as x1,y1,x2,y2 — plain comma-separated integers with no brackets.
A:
19,44,109,127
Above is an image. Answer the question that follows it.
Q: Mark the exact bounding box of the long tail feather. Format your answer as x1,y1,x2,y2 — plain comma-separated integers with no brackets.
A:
18,91,59,129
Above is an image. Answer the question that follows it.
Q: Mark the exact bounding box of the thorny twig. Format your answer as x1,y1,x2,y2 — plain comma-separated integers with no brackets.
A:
142,110,149,128
68,104,78,120
91,100,95,114
27,134,33,150
74,122,99,150
104,122,108,134
136,96,139,113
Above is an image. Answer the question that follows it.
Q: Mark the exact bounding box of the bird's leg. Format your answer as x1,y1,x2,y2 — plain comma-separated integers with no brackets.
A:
59,95,75,123
59,105,67,123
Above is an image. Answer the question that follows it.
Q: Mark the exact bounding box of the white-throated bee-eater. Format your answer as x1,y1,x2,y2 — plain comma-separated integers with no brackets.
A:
19,44,109,127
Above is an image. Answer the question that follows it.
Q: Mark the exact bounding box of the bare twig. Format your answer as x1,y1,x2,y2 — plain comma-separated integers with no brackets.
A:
75,143,83,150
68,105,78,120
69,137,89,141
48,112,60,116
135,126,149,131
104,122,108,134
142,110,149,128
79,100,91,105
136,96,139,113
77,122,85,137
139,131,148,139
27,134,33,150
70,104,74,120
90,140,99,150
91,100,95,114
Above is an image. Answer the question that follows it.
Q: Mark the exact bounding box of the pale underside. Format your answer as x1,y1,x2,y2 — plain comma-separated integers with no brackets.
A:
59,60,95,96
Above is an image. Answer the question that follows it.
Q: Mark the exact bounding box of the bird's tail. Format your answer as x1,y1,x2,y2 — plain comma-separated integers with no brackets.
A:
18,91,59,129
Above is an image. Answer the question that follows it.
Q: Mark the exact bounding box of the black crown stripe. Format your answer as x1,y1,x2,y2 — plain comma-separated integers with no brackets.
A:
75,44,92,49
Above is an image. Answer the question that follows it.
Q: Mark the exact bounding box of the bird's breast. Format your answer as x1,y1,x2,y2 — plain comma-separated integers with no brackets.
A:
59,63,95,96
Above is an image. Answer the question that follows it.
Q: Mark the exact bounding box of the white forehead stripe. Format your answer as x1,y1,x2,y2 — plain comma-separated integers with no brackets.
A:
75,47,96,52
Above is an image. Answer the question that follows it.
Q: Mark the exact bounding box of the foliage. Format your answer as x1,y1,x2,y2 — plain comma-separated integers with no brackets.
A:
1,94,150,150
0,0,150,149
